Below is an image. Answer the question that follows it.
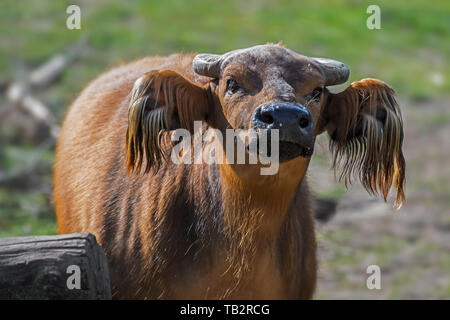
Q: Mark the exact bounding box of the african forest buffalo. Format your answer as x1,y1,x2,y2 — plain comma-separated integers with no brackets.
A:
54,44,405,299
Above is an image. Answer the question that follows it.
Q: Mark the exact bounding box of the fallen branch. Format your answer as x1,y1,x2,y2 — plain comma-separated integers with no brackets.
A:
4,38,87,141
7,82,60,139
28,39,87,90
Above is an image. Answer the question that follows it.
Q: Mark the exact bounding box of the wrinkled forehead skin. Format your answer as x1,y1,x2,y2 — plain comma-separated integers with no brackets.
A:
219,44,325,80
193,44,349,87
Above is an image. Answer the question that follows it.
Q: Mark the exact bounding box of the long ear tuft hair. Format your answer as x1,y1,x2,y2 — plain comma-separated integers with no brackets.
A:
329,79,405,209
126,70,208,174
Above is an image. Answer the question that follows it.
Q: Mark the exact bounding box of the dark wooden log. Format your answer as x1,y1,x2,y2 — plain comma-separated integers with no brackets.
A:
0,233,111,300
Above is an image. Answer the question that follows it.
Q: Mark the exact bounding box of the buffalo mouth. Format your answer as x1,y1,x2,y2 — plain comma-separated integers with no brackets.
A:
246,137,314,162
278,141,314,161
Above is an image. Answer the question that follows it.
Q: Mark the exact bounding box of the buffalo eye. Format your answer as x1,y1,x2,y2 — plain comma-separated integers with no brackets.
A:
306,87,323,102
226,78,243,95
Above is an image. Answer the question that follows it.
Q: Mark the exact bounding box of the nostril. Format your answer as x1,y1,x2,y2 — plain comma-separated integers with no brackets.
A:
299,115,309,129
260,111,274,124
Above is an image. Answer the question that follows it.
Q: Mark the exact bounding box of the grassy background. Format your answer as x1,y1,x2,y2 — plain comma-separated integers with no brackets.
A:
0,0,449,298
1,0,449,100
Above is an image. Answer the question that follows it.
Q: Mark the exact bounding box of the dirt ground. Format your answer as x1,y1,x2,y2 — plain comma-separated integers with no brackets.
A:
309,97,450,299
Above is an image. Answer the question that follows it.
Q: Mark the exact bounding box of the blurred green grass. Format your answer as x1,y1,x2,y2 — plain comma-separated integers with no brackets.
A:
0,0,449,102
0,0,449,236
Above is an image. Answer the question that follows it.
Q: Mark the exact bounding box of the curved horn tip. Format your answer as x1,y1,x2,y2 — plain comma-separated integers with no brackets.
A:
192,53,222,78
312,57,350,86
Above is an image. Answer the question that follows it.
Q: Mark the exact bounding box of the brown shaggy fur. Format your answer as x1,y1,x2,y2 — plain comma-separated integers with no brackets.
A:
323,79,405,208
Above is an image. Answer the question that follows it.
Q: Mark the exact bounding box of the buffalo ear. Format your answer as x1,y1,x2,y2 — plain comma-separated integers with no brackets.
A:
126,69,209,173
320,78,405,209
